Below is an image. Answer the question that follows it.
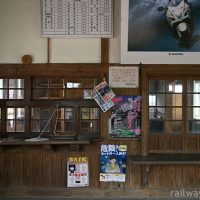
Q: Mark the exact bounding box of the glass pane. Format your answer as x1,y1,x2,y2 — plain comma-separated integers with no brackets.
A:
56,121,64,132
166,94,182,106
50,79,64,88
81,108,90,119
187,94,200,106
16,108,25,119
149,95,156,106
187,107,200,120
56,121,73,132
84,89,93,99
188,80,200,93
149,80,165,93
80,121,90,132
41,109,50,119
33,89,49,99
166,80,182,93
9,90,24,99
65,108,73,120
7,120,15,132
165,107,182,120
90,120,99,132
41,120,50,132
66,82,81,88
0,79,8,88
150,120,164,133
165,121,182,133
156,94,165,106
50,89,64,99
33,79,49,88
81,108,89,112
149,94,165,106
149,107,165,119
7,108,15,119
16,120,25,132
64,122,73,131
188,120,200,134
32,121,40,132
90,108,99,119
81,113,89,120
9,79,24,88
0,89,7,99
31,108,40,119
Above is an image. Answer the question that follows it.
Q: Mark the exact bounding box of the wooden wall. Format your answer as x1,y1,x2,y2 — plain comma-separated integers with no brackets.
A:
0,149,199,190
0,40,200,198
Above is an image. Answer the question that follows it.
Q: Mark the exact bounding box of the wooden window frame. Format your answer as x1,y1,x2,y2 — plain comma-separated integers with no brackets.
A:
142,65,200,155
0,64,105,140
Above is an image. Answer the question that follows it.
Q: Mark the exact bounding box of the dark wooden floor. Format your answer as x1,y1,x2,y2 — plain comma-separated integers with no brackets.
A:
0,188,197,200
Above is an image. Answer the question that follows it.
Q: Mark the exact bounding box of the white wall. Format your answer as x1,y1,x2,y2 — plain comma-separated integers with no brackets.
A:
0,0,120,64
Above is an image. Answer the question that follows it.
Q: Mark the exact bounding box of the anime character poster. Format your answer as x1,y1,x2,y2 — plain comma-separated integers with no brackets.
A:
121,0,200,64
67,156,89,187
100,144,127,182
110,96,141,138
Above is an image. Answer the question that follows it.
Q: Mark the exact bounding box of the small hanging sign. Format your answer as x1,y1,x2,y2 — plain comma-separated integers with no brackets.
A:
67,156,89,187
109,66,139,88
93,81,115,112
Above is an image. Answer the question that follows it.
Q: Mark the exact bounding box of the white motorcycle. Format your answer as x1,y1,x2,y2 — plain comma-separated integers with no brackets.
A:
158,0,193,46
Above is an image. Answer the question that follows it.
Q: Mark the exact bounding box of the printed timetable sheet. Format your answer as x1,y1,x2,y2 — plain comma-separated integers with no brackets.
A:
42,0,113,38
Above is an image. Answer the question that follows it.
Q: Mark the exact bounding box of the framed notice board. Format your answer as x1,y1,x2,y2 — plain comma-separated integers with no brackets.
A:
42,0,113,38
109,66,139,88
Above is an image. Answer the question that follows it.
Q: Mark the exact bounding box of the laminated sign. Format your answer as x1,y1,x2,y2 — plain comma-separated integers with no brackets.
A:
100,144,127,182
67,156,89,187
93,81,115,112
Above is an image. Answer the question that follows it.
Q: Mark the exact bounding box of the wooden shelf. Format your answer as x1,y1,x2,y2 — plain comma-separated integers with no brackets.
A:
0,139,90,146
129,153,200,165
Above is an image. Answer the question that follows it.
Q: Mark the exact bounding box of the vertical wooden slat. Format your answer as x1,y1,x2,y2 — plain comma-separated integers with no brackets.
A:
148,165,159,189
129,140,141,155
52,153,62,187
0,153,5,187
159,166,170,189
88,152,99,188
195,166,200,188
101,38,109,65
183,165,196,188
176,165,184,188
4,152,13,187
32,152,43,187
148,135,159,151
129,163,141,189
159,136,171,151
171,136,183,151
13,153,24,186
141,68,149,156
23,152,33,187
186,136,197,151
42,153,53,187
61,153,68,187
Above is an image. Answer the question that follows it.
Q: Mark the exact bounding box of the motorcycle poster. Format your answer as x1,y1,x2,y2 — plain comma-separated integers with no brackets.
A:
121,0,200,64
